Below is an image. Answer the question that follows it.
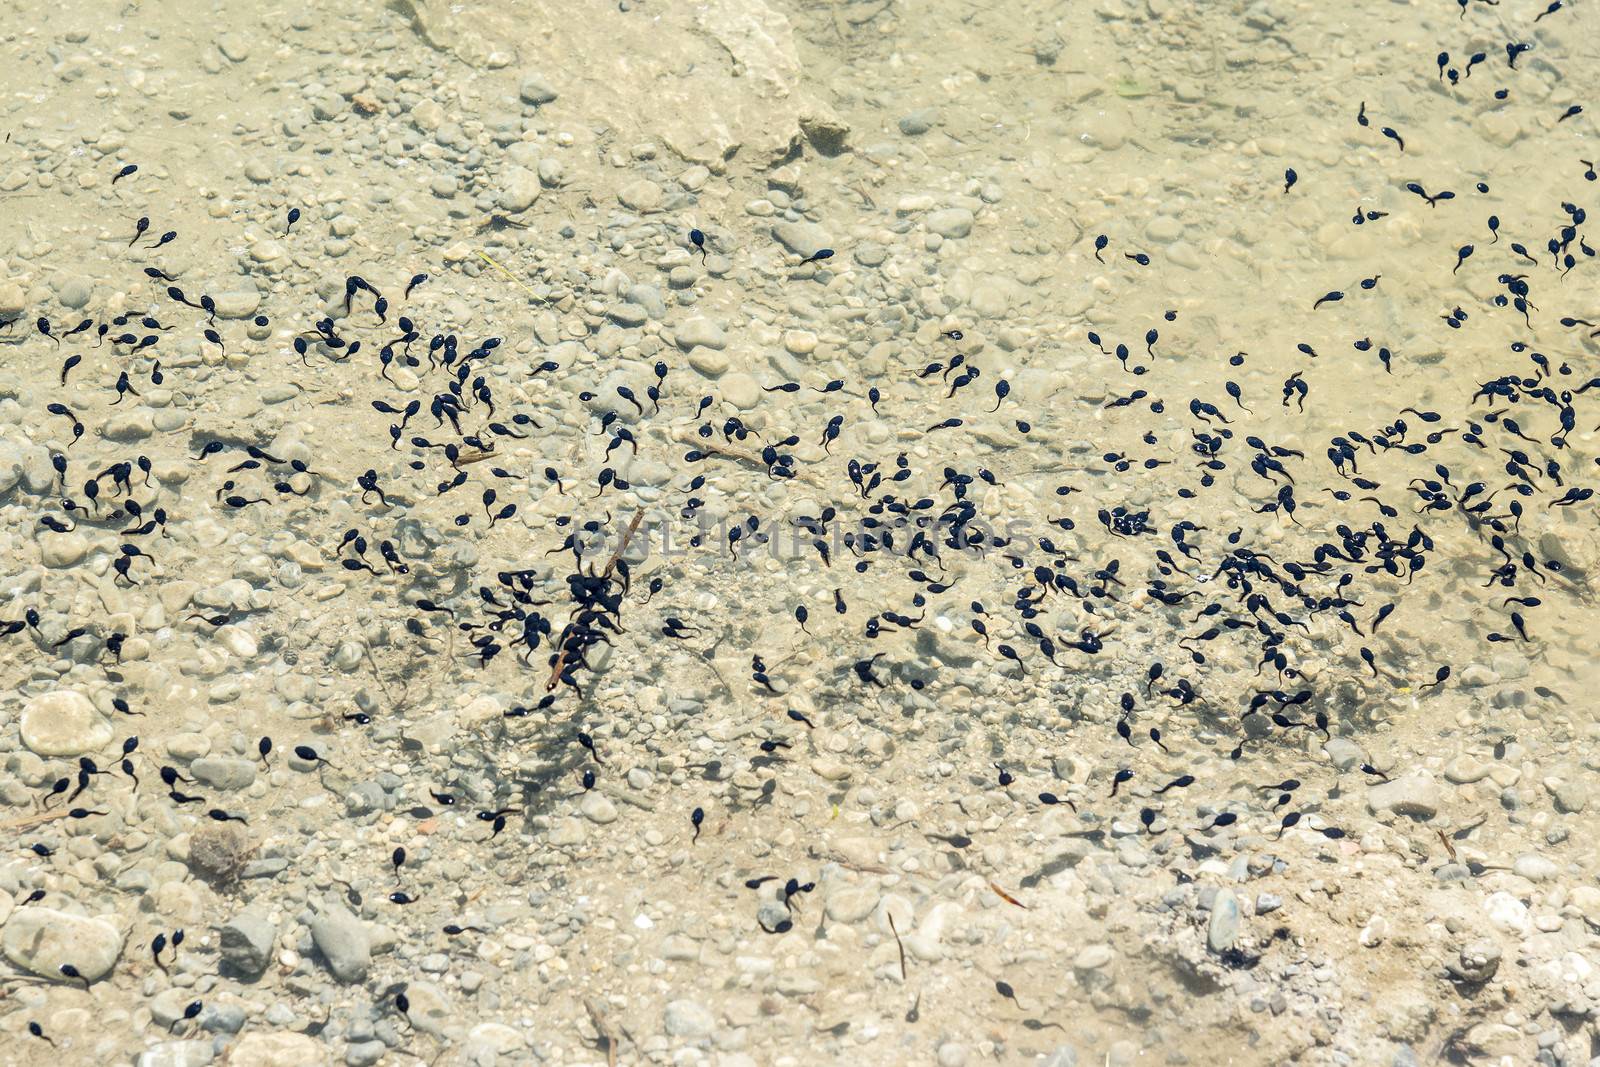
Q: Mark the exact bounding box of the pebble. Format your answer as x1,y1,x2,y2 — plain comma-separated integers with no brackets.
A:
824,886,878,923
1073,944,1114,970
167,733,212,760
1447,939,1502,983
1207,888,1241,951
756,900,790,933
664,998,716,1038
1485,891,1532,935
926,207,974,239
675,316,727,350
136,1040,215,1067
212,288,261,319
770,220,831,259
1,906,125,981
344,1041,386,1067
783,329,817,355
618,178,663,212
403,980,453,1036
719,371,760,410
499,167,541,212
1513,853,1560,882
1551,779,1588,813
1040,1047,1079,1067
468,1023,525,1058
579,791,618,823
104,408,156,441
897,109,936,135
688,347,729,376
1366,775,1440,819
1444,756,1491,784
519,73,559,104
1324,738,1367,772
55,274,93,309
0,280,24,316
216,32,251,62
191,757,258,791
20,689,113,757
39,530,89,567
226,1032,330,1067
219,911,275,978
1569,886,1600,930
308,904,371,983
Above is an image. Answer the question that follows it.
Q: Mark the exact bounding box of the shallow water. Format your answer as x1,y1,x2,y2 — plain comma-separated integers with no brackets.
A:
1,1,1598,1065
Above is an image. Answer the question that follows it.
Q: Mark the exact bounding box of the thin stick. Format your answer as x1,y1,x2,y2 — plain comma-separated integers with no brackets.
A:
887,912,908,981
602,507,647,580
670,428,827,489
0,809,71,832
475,250,538,299
545,507,645,691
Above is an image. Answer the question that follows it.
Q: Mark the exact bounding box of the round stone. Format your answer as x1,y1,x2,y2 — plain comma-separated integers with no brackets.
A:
580,792,618,824
618,178,663,213
20,689,113,756
783,330,817,355
227,1032,331,1067
498,167,541,213
518,73,558,105
55,274,93,309
39,531,89,567
0,281,25,316
719,372,760,410
1,907,124,982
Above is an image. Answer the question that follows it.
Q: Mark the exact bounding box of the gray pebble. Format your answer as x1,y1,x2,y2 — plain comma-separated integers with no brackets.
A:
135,1040,215,1067
1554,780,1588,813
308,903,372,983
55,274,93,309
519,73,558,105
239,857,289,879
897,110,936,136
675,316,726,351
498,167,541,213
663,998,716,1038
608,303,648,328
1367,776,1440,819
212,288,260,319
345,1040,388,1067
346,780,387,815
216,32,250,62
1323,737,1367,772
756,900,790,933
219,910,276,976
0,281,25,317
853,242,888,267
200,1002,246,1033
1446,939,1501,983
1040,1046,1078,1067
580,791,618,824
104,408,156,441
771,221,831,259
1207,888,1241,951
926,208,974,239
190,756,257,791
